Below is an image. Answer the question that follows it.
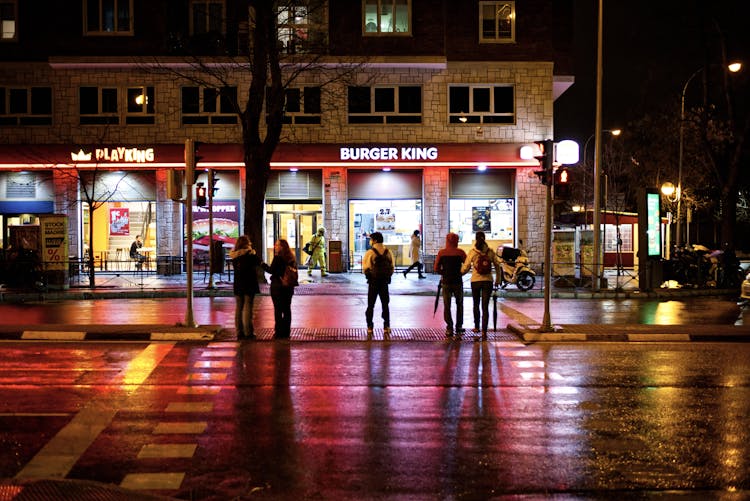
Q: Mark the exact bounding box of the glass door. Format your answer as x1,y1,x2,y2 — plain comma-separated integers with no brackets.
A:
266,208,321,265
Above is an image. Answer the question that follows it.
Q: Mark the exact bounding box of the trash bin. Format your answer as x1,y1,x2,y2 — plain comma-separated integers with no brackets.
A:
328,240,343,272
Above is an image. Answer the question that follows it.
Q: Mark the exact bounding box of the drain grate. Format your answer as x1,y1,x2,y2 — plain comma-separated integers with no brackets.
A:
231,328,521,342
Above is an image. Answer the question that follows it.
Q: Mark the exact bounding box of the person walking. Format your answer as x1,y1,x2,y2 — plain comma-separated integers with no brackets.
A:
403,229,426,278
362,231,394,336
461,231,500,340
262,239,297,339
228,235,261,340
434,232,467,337
306,227,328,277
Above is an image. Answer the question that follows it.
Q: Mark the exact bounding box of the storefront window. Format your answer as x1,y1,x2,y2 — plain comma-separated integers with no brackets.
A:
349,199,421,269
449,198,514,252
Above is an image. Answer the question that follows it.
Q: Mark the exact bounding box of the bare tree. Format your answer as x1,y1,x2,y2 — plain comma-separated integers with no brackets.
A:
149,1,367,254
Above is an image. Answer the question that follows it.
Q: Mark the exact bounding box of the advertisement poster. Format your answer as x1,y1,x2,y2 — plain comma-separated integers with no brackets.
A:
375,207,396,233
109,207,130,236
191,200,240,251
472,206,491,232
40,214,68,271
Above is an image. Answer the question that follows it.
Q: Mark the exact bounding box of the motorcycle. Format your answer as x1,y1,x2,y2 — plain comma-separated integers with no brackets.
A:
497,246,536,291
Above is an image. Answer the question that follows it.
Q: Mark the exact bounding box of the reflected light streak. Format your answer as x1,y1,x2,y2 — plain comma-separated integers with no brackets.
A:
121,343,174,388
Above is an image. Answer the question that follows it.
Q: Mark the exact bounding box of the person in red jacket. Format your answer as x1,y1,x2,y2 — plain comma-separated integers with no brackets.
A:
434,232,467,337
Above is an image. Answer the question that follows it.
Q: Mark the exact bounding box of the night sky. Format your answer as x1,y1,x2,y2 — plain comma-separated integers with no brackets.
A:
554,0,749,144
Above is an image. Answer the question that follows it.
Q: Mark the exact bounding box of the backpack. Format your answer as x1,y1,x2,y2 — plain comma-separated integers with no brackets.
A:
369,247,394,281
281,261,299,287
475,251,493,275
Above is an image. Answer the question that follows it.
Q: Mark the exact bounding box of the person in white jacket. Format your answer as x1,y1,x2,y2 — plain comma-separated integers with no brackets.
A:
461,231,501,339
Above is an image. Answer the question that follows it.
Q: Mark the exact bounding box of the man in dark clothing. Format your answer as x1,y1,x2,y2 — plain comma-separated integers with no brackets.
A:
362,231,394,336
434,232,467,336
130,234,146,270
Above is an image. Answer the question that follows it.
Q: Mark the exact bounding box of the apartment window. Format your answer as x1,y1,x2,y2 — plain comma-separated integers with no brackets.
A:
125,86,155,124
449,84,514,124
190,0,224,35
271,86,321,125
363,0,410,35
0,1,17,40
79,86,153,125
0,87,52,126
181,86,238,125
348,85,421,124
84,0,133,35
479,1,515,43
277,4,308,54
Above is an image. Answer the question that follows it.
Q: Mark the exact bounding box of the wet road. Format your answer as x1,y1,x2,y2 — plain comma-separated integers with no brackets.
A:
0,296,747,330
1,339,749,499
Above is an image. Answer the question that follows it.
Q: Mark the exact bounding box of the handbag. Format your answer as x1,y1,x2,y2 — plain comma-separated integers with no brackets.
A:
281,263,299,287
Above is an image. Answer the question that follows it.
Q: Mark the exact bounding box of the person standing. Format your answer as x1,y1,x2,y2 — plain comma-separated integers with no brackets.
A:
306,227,328,277
403,229,426,278
130,234,146,270
362,231,394,336
228,235,261,340
263,239,297,339
435,232,467,337
461,231,500,339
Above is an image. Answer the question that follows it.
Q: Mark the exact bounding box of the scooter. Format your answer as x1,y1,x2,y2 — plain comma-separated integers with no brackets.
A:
497,246,536,291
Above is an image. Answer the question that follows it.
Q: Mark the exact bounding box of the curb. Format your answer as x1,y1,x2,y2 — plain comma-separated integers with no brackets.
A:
0,324,220,342
507,321,750,343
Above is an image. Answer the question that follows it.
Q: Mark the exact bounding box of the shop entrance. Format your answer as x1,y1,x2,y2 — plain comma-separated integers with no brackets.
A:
265,204,322,265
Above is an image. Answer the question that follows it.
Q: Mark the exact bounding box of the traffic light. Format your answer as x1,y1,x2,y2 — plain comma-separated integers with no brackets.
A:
554,167,571,200
533,139,554,186
184,138,203,185
209,169,219,196
196,182,207,207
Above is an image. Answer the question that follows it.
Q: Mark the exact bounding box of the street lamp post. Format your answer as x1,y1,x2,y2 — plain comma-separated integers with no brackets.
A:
581,129,620,225
676,62,742,249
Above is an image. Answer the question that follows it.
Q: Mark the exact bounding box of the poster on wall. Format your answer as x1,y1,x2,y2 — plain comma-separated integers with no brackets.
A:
109,208,130,236
191,200,240,251
375,207,396,233
472,206,491,232
41,215,68,271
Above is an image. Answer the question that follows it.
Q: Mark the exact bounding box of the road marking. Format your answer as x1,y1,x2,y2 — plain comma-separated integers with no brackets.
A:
153,421,207,434
22,331,86,340
499,303,538,326
121,472,185,490
165,402,214,413
137,443,197,459
193,360,233,369
15,343,176,480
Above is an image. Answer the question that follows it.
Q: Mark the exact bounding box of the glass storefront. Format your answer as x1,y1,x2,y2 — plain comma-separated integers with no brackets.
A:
80,171,156,270
349,199,422,269
449,198,514,253
83,200,156,270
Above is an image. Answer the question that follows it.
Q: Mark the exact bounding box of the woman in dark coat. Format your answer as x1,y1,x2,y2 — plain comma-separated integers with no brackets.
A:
262,239,296,339
229,235,261,340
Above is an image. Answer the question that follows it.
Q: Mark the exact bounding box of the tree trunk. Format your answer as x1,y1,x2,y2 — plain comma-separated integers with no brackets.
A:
88,206,96,288
720,187,737,250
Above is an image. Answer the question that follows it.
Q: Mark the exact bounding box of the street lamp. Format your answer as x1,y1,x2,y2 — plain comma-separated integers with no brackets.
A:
676,62,742,248
661,182,678,259
581,129,621,226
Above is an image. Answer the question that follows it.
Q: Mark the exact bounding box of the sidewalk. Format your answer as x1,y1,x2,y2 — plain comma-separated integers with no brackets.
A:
1,269,747,343
1,268,740,301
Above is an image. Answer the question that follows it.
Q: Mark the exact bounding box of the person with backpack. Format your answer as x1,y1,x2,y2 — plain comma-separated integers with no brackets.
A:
362,231,394,336
461,231,501,339
435,232,467,337
403,229,426,279
262,239,297,339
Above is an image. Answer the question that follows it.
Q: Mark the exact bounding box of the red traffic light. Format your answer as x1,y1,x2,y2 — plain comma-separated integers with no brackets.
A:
196,183,207,207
